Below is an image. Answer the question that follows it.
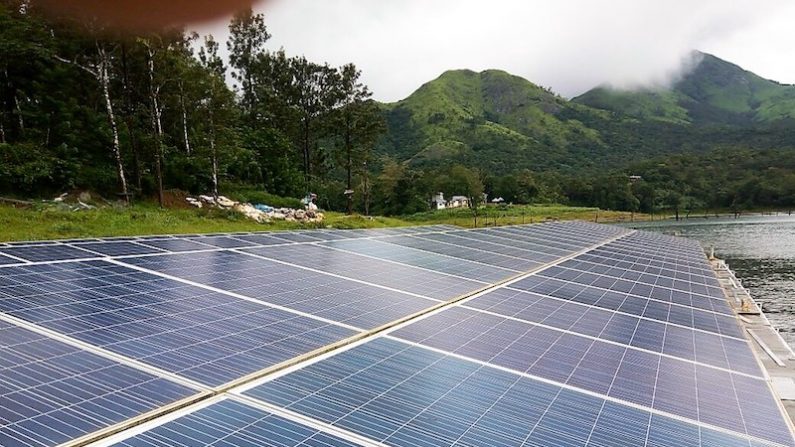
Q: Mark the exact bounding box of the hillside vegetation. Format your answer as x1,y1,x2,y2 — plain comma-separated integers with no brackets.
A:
573,51,795,125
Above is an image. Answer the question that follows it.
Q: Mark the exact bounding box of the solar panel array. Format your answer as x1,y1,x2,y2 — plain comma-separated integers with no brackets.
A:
0,222,791,447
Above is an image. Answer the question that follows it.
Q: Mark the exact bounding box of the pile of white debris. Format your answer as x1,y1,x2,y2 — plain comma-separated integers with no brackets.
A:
186,195,324,223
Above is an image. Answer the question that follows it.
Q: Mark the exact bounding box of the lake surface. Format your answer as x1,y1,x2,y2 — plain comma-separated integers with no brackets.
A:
626,215,795,343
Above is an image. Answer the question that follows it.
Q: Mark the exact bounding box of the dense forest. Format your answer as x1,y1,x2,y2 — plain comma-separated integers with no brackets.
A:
2,0,795,217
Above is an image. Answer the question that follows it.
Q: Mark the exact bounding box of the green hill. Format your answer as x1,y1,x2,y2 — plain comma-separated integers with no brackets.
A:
376,54,795,176
377,69,613,173
573,51,795,126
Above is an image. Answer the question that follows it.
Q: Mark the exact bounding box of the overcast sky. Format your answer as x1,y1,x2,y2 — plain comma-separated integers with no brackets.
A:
198,0,795,102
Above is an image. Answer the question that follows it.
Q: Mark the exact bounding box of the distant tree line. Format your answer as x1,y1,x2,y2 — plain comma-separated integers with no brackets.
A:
2,1,794,217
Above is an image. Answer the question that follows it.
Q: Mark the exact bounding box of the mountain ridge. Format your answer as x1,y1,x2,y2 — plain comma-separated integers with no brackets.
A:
375,52,795,174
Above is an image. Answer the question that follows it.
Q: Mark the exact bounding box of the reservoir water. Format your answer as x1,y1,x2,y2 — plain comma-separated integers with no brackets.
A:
627,215,795,345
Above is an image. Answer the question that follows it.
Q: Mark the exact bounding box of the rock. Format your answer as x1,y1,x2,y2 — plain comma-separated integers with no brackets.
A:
78,191,92,202
216,196,236,208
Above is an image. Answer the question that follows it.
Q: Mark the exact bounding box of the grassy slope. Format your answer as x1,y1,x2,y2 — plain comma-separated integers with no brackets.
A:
0,203,644,242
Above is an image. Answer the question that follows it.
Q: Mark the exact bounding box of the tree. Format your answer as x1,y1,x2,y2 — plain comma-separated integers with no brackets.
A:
198,34,236,198
52,22,130,202
287,57,340,194
329,64,385,214
227,8,269,123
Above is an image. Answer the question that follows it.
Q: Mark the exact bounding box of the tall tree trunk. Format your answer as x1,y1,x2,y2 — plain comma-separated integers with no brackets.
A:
208,106,219,198
302,117,310,194
179,80,191,155
363,161,370,216
13,93,24,134
121,43,142,190
146,45,164,208
345,127,353,215
98,46,129,203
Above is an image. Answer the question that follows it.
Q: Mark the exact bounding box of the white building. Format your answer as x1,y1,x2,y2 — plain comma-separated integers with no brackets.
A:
448,195,470,209
430,192,447,210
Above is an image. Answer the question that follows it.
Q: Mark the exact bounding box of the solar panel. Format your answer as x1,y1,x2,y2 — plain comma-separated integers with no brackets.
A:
321,238,518,283
242,337,777,447
388,305,785,442
122,251,439,329
463,287,761,376
381,234,540,271
509,275,743,338
0,244,96,262
0,221,790,447
73,241,165,257
0,320,196,447
136,238,217,252
187,236,257,248
0,261,357,387
243,244,485,300
108,398,363,447
0,253,19,265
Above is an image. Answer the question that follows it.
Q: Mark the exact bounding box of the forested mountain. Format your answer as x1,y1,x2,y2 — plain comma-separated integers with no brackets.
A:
573,51,795,126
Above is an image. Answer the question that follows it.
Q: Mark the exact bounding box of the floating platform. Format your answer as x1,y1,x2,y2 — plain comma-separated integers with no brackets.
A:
714,258,795,424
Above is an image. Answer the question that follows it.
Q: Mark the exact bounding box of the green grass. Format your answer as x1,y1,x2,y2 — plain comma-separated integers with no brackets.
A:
0,202,646,242
402,204,648,228
0,203,406,242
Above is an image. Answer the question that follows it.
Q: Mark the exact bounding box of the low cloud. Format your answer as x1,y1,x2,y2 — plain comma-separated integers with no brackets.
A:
199,0,795,100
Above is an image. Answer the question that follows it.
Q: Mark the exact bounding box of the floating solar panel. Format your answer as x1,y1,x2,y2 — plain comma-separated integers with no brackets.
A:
136,238,217,252
109,398,362,447
0,244,96,262
234,233,296,246
0,320,196,447
72,241,165,257
389,305,785,442
186,236,257,249
381,234,540,271
0,253,19,265
0,261,356,387
509,275,744,338
243,244,485,300
0,221,791,447
122,250,439,329
463,287,762,376
321,238,517,283
243,337,781,447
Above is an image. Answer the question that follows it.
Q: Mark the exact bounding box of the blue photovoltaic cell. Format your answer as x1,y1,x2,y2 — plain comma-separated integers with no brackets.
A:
243,244,484,300
245,337,776,447
388,306,790,443
415,231,567,264
0,254,19,265
137,238,217,252
0,260,356,387
321,238,517,283
269,232,324,243
234,234,295,246
122,250,439,329
537,265,733,315
381,235,540,271
509,275,744,338
464,287,762,376
72,241,165,257
111,399,360,447
0,320,196,447
186,236,257,248
0,245,96,262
